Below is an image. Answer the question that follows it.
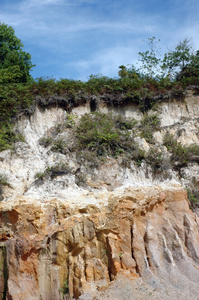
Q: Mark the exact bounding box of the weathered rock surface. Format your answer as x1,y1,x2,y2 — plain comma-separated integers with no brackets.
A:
0,88,199,299
0,88,199,202
1,186,199,299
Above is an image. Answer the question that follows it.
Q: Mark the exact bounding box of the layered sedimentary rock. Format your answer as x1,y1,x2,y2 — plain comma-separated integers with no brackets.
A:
0,186,199,299
0,88,199,299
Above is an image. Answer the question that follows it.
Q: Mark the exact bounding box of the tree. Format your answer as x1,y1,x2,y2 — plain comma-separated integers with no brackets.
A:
0,22,35,83
176,50,199,80
162,38,194,78
138,37,161,79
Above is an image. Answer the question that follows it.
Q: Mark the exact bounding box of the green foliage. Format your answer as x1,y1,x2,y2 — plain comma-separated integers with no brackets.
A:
86,74,117,94
0,124,24,152
0,83,33,152
0,22,35,83
39,136,53,147
118,252,123,258
0,174,11,200
60,279,69,295
65,113,77,128
140,114,160,143
146,147,164,172
34,171,46,181
163,132,199,169
138,37,161,78
0,174,11,187
35,163,71,181
162,38,193,78
118,64,141,80
75,172,87,187
0,34,199,155
74,112,137,157
114,114,137,130
51,139,67,154
0,83,33,118
187,189,199,204
177,50,199,81
120,147,146,168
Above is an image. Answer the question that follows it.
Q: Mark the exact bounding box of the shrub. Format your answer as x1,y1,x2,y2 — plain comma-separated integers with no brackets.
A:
163,132,199,169
73,112,137,158
35,163,71,181
114,114,137,130
140,114,160,143
187,188,199,211
51,139,67,154
60,279,69,295
187,189,199,203
0,174,11,200
121,147,146,167
39,136,53,147
146,147,165,172
0,124,25,152
35,171,46,180
65,113,77,128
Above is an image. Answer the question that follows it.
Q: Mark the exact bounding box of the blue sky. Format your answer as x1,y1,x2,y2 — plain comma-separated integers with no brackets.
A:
1,0,199,80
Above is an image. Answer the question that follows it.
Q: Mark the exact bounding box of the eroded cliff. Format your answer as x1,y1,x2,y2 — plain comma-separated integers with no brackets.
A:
1,187,199,300
0,88,199,299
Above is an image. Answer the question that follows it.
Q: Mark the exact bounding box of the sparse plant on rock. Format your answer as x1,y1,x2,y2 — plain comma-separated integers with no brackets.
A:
140,114,160,143
65,113,77,128
60,279,69,296
39,136,53,147
187,189,199,204
0,173,11,200
0,174,11,187
163,132,199,169
146,147,165,173
51,138,67,154
35,162,71,182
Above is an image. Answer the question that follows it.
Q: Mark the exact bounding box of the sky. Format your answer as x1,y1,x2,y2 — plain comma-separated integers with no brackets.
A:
1,0,199,81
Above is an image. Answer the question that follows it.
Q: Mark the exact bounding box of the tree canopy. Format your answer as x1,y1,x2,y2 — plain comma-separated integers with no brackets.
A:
0,22,35,83
136,37,199,81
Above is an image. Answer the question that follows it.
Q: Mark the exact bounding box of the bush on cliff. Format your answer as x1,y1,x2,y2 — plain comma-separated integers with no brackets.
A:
73,112,137,158
163,132,199,169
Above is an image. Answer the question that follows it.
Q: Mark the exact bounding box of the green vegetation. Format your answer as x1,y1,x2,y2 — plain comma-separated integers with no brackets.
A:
145,147,164,173
187,188,199,209
0,22,35,84
51,139,67,154
39,136,53,147
163,133,199,169
0,174,11,187
140,114,160,143
0,124,24,152
0,174,11,200
65,113,77,128
187,189,199,204
73,112,136,158
60,279,69,295
1,22,199,154
35,163,71,181
138,36,161,78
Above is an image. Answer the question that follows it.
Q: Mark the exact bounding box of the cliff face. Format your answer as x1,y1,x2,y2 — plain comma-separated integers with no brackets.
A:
1,88,199,202
1,187,199,300
0,88,199,299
